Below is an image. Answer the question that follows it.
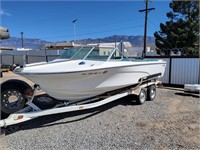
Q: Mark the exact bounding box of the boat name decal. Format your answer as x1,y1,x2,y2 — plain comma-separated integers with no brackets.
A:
82,70,108,75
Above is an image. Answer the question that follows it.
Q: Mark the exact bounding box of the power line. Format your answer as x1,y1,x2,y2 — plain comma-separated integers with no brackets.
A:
24,17,144,38
40,24,144,40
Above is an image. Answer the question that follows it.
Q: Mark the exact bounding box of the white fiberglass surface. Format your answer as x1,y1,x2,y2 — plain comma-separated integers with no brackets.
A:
17,60,104,74
15,58,166,75
22,62,166,101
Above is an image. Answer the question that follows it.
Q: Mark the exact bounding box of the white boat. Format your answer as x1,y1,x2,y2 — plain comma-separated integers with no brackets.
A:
14,47,166,101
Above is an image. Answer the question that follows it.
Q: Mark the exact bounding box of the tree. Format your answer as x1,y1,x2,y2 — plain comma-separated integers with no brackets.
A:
154,0,199,55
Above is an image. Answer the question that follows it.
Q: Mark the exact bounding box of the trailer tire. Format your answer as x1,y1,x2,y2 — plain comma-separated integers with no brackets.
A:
1,87,26,115
1,80,32,117
147,85,156,101
136,88,146,105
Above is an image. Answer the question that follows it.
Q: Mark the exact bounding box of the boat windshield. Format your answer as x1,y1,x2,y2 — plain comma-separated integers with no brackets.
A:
58,48,78,59
60,47,131,61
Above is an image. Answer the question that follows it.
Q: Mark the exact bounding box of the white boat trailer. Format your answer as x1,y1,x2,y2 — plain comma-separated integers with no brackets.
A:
0,80,161,128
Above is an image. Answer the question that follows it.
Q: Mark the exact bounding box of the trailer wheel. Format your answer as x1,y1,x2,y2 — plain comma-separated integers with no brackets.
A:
136,88,147,105
1,88,26,115
1,80,33,117
147,85,156,101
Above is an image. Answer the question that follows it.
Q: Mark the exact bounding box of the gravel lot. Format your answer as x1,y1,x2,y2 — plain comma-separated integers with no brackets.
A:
0,72,200,150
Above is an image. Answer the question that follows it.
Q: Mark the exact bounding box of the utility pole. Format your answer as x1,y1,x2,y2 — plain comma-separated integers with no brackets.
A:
139,0,155,58
72,19,78,47
20,32,24,48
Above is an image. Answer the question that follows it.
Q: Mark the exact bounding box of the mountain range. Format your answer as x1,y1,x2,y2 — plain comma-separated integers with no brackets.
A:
0,35,155,49
0,37,48,49
76,35,155,47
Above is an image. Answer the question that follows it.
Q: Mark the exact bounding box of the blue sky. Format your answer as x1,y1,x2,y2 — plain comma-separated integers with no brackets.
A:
1,1,171,42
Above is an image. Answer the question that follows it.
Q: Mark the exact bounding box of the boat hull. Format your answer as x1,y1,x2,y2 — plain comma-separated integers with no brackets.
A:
19,62,166,101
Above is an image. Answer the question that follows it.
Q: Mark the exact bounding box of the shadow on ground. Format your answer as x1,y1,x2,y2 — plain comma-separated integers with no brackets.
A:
175,92,199,98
